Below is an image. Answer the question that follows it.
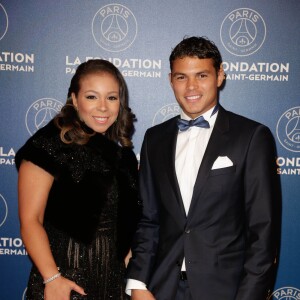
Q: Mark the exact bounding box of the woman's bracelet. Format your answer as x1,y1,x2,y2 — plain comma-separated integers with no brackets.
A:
43,271,61,284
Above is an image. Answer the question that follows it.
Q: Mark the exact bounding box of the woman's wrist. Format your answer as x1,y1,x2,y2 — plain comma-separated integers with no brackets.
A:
43,267,61,284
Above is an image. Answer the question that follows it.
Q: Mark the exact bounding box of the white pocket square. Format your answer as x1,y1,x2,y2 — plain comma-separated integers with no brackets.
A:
211,156,233,170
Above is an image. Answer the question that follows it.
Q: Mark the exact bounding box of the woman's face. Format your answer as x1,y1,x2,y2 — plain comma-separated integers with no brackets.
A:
72,72,120,134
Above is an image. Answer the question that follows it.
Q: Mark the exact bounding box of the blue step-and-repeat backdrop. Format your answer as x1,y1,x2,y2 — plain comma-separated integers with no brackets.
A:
0,1,299,299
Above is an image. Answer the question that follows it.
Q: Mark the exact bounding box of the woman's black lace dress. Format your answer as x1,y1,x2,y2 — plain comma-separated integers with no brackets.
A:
15,121,140,300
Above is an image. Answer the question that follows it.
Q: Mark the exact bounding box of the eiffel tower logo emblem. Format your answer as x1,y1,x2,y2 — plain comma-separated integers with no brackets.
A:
287,116,300,144
231,19,255,47
103,14,127,43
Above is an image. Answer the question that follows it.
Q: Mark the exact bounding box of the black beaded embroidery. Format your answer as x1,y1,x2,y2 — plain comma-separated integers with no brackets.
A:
32,134,112,183
17,122,137,300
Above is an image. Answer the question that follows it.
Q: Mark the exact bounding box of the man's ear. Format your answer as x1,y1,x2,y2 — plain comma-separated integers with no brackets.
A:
169,73,173,87
217,64,225,88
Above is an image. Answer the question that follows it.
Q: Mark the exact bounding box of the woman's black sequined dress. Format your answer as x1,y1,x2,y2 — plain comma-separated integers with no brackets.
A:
16,121,140,300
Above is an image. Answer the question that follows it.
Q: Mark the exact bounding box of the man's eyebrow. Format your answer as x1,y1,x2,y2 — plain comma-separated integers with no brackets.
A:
172,70,210,76
171,72,185,76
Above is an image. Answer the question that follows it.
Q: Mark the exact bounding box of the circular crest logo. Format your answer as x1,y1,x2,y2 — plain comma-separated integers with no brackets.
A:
22,287,27,300
92,3,137,52
152,103,180,126
25,98,63,136
0,193,8,228
220,8,266,56
277,106,300,153
268,287,300,299
0,3,8,41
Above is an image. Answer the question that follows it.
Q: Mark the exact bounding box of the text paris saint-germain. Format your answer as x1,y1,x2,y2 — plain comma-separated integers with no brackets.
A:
0,238,27,256
66,56,162,78
0,51,34,72
0,147,15,165
222,61,289,81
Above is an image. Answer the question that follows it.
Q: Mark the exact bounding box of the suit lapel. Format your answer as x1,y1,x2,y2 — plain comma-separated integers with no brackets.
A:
187,107,230,220
163,117,187,220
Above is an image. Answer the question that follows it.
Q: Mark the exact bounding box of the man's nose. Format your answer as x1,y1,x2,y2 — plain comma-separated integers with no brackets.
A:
187,77,198,90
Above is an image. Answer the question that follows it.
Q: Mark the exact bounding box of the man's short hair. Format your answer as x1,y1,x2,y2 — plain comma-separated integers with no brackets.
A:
169,36,223,73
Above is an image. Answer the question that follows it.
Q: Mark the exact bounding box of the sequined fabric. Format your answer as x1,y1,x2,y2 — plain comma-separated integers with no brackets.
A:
26,198,128,300
15,121,139,300
32,133,112,183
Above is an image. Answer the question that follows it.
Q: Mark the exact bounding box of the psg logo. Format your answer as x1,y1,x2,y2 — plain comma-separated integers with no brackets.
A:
220,8,266,56
0,3,8,41
25,98,63,136
22,288,27,300
92,4,137,52
152,103,180,126
276,106,300,153
268,287,300,300
0,194,8,228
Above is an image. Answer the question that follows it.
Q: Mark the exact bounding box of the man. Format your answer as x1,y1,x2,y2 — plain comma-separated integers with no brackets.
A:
126,36,280,300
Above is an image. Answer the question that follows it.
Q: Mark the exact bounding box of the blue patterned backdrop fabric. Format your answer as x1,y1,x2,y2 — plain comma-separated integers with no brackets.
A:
0,1,299,299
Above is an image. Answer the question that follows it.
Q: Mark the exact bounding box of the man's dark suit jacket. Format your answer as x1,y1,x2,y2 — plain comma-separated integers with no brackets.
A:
127,106,280,300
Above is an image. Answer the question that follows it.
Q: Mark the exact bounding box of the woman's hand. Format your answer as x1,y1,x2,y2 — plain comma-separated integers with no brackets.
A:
124,249,132,267
44,276,86,300
131,289,156,300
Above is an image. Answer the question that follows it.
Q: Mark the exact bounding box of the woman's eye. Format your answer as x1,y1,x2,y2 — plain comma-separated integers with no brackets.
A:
108,96,118,101
86,95,96,100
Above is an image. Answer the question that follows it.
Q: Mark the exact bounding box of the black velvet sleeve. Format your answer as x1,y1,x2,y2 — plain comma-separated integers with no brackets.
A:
15,121,61,178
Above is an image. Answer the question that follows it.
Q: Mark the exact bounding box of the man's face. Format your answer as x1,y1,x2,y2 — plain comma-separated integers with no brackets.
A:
169,57,224,119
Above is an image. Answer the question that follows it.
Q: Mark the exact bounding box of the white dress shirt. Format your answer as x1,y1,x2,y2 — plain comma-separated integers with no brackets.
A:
175,106,217,271
126,106,218,294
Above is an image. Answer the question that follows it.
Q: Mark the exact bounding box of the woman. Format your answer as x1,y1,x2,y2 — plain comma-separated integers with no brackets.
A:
16,59,140,299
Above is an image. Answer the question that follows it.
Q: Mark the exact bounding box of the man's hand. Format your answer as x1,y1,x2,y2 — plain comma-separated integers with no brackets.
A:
131,289,156,300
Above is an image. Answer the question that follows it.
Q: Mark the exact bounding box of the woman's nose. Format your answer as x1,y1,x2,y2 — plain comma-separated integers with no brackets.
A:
97,99,107,111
